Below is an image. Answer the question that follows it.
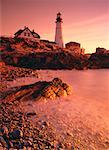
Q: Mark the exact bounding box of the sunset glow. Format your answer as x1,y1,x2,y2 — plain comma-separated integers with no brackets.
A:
1,0,109,53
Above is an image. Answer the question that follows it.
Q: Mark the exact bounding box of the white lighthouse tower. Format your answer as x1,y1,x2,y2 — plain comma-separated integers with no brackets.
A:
55,12,64,48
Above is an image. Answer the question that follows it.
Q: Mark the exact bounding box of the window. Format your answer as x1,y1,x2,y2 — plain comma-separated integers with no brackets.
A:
24,32,26,36
28,33,30,37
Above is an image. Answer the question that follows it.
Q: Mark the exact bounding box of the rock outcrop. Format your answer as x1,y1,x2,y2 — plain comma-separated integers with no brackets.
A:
88,53,109,69
3,78,72,102
39,78,71,100
1,36,109,69
0,78,72,149
0,36,88,70
0,63,39,96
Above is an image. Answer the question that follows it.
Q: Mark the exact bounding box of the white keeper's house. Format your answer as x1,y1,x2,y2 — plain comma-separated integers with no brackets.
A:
14,26,40,40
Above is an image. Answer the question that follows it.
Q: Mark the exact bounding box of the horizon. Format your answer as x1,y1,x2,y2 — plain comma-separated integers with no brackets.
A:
1,0,109,53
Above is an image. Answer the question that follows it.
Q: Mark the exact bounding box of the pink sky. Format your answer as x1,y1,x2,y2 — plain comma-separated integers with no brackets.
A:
1,0,109,53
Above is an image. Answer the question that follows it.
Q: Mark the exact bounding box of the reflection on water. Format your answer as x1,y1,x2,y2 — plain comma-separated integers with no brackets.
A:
8,69,109,101
7,69,109,149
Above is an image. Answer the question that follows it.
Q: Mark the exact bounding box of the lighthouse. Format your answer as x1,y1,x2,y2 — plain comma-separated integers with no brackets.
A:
55,12,64,48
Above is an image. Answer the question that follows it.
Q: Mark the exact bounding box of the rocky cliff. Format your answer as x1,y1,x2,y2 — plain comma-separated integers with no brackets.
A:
0,36,109,69
88,53,109,69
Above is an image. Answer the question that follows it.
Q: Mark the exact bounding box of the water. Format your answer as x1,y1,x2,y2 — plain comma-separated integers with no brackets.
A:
8,69,109,101
7,69,109,149
35,69,109,102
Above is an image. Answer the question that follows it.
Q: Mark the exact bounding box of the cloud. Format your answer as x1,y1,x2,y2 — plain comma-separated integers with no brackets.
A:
67,14,109,28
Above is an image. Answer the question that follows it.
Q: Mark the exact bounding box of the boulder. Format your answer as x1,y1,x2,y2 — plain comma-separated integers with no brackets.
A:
4,78,72,102
9,130,22,140
40,78,72,99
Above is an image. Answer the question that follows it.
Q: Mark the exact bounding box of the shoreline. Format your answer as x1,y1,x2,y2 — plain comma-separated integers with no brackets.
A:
0,65,109,149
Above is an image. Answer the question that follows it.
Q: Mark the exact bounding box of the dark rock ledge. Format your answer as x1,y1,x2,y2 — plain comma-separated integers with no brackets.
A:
4,78,72,102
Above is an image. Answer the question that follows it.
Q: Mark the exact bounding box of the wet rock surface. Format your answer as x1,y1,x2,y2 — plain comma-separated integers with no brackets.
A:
3,78,72,103
0,102,75,149
0,78,74,149
1,63,38,82
39,77,72,100
1,67,109,150
1,99,109,150
0,63,39,97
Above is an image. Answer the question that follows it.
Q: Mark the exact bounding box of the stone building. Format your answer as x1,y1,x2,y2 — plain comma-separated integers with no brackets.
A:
65,42,85,55
96,47,107,54
14,26,40,40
